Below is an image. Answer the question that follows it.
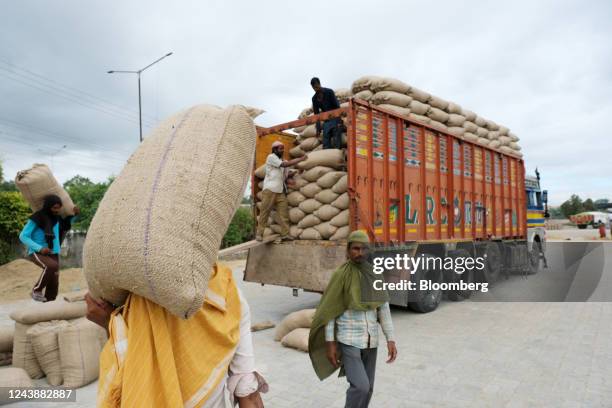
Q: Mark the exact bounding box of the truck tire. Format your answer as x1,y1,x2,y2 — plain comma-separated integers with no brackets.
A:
577,225,587,230
408,253,443,313
476,242,502,284
527,241,542,275
445,249,474,301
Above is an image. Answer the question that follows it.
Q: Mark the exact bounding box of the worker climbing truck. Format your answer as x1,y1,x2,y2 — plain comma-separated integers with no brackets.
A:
245,99,548,312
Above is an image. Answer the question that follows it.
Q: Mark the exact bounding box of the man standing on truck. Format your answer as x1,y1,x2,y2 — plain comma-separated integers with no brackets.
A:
256,141,307,242
311,77,342,149
308,231,398,408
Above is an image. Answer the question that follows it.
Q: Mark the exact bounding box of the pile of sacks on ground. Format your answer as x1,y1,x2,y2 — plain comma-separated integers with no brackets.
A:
274,309,315,353
349,76,522,157
0,296,107,392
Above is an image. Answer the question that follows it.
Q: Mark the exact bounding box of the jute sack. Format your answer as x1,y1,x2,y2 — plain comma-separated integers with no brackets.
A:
287,191,306,207
257,181,264,189
303,166,333,182
298,107,313,119
485,120,500,131
447,102,462,114
464,133,479,143
0,327,13,353
289,208,306,224
290,146,305,158
314,222,338,239
499,146,515,155
83,105,256,318
301,125,317,138
254,165,266,179
0,368,33,400
330,209,350,227
474,116,487,127
427,107,449,123
407,87,431,103
447,114,466,127
498,136,512,145
256,191,263,201
274,309,316,341
299,199,322,214
300,183,322,199
292,176,308,190
370,77,411,94
317,171,345,189
351,75,382,93
330,225,350,241
462,121,478,133
508,133,519,142
430,122,448,132
477,137,490,146
29,320,70,386
315,189,339,205
10,300,86,325
371,91,412,107
281,328,310,352
289,226,303,239
489,140,501,149
488,131,501,140
12,322,43,379
448,127,466,137
476,127,489,138
298,214,321,229
63,289,88,303
299,137,320,152
263,227,274,237
0,352,11,367
335,88,352,99
332,175,348,194
300,228,322,240
429,96,449,110
293,125,307,133
332,192,349,210
354,90,373,101
297,149,344,171
377,104,411,117
270,224,283,234
409,100,430,115
461,109,477,122
509,142,521,151
408,113,430,124
58,319,106,388
15,164,75,218
314,205,341,222
498,126,509,136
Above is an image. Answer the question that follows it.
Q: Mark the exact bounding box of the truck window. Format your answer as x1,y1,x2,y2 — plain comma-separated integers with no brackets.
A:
536,192,542,208
527,191,536,208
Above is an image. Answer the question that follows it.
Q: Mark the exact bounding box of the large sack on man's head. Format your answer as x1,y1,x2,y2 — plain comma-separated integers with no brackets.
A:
297,149,344,171
15,164,75,218
83,105,256,318
274,309,316,341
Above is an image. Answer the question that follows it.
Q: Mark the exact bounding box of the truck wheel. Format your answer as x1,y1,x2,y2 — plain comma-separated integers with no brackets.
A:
445,249,474,301
477,243,502,285
528,241,542,275
577,225,586,230
408,253,443,313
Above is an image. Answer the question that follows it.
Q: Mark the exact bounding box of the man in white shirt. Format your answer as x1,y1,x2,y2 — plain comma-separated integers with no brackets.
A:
256,141,307,242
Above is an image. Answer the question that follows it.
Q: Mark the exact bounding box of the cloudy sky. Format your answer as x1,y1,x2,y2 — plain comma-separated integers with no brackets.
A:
0,0,610,205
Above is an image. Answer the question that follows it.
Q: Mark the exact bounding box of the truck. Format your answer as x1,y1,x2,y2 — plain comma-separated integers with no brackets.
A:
569,212,610,229
245,99,548,313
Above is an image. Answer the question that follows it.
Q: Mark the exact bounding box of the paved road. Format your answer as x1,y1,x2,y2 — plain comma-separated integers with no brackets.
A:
3,256,612,407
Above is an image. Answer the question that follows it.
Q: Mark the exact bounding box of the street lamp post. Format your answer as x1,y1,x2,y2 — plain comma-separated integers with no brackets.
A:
108,52,173,142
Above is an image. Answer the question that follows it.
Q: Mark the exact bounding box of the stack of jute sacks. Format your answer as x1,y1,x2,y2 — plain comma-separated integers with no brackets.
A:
254,88,351,241
84,104,258,318
9,300,107,387
0,327,13,367
350,75,522,157
254,149,350,241
274,309,315,353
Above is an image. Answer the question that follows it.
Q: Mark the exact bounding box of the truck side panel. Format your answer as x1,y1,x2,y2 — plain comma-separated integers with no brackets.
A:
348,101,526,244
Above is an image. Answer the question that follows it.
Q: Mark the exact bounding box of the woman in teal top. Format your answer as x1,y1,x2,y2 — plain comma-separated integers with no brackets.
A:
19,194,79,302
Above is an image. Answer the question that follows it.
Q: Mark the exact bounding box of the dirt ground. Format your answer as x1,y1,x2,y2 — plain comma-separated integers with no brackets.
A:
0,259,87,304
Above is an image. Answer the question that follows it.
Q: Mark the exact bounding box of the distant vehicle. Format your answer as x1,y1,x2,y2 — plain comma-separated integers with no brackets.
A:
570,212,610,229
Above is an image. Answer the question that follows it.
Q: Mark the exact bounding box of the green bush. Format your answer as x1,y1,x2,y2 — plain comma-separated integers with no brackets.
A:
222,207,255,248
64,176,112,231
0,191,31,262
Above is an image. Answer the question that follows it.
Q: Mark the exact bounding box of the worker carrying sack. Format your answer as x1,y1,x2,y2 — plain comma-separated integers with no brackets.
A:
84,105,256,318
15,164,75,218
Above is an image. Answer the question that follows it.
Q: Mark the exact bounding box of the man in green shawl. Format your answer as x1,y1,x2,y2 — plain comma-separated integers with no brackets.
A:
308,230,397,408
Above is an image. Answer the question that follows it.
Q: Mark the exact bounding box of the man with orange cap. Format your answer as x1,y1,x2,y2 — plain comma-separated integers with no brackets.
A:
256,141,307,242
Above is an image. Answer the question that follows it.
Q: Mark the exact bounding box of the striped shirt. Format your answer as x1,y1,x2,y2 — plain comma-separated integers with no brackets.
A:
325,302,395,349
